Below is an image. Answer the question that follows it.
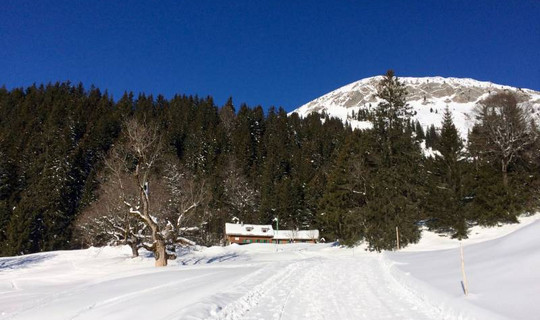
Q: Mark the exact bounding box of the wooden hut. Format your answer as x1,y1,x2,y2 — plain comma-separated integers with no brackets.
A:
224,223,274,244
273,230,319,244
225,223,319,245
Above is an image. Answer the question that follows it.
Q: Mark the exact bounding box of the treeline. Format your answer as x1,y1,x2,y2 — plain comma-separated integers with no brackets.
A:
0,82,348,256
1,72,538,256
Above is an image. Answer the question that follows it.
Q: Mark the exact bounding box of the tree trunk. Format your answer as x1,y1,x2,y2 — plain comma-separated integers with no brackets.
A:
154,239,168,267
136,164,167,267
502,160,508,188
129,242,139,258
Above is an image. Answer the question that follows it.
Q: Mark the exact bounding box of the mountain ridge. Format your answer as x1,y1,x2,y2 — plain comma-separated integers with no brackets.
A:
292,76,540,138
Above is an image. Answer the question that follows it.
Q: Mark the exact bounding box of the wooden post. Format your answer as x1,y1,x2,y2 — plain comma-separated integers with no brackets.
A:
273,217,279,252
396,226,400,250
460,242,469,296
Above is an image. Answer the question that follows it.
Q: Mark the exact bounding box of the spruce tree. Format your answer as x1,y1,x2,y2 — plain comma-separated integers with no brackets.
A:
362,70,422,250
317,134,367,244
425,124,439,149
373,70,411,161
414,120,425,141
425,107,468,238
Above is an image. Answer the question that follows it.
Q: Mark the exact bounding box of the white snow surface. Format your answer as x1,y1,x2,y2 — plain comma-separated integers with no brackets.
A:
292,76,540,138
1,214,539,320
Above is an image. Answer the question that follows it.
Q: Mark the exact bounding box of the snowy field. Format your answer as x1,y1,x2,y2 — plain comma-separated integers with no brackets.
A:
1,215,539,320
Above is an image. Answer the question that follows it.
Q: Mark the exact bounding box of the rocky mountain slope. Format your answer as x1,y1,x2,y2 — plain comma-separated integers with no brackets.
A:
293,76,540,138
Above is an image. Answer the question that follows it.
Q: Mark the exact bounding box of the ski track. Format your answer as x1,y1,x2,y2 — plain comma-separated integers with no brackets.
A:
209,255,445,320
206,261,304,320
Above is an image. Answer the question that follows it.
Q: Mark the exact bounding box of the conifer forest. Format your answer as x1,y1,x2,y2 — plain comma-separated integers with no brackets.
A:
1,71,539,256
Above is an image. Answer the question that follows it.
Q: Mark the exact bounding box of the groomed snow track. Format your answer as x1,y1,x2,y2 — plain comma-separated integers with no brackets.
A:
208,255,448,320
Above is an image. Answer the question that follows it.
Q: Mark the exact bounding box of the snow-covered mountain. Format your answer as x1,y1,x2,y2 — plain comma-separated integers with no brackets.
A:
293,76,540,138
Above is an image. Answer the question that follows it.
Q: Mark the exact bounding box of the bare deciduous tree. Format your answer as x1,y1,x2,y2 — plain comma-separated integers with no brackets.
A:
163,161,210,245
470,92,538,187
74,170,147,257
113,118,174,266
78,117,212,266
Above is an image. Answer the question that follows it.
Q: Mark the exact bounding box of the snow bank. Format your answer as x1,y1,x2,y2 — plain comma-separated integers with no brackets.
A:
386,215,540,320
403,214,540,252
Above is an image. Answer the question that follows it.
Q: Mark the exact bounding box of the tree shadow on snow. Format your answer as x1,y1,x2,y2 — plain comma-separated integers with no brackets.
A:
177,252,239,265
206,253,239,264
139,250,155,259
0,254,54,270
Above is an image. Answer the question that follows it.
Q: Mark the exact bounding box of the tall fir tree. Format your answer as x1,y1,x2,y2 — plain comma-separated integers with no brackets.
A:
424,107,468,238
317,133,367,244
363,70,423,250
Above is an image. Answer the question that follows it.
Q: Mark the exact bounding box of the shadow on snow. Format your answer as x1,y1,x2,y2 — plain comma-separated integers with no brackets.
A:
0,253,54,270
177,252,240,265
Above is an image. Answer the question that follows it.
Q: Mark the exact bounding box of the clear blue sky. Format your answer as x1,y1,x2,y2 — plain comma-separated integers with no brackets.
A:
1,1,539,112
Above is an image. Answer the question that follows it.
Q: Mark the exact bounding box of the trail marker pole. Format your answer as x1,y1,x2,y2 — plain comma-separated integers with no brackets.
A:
460,242,469,296
273,217,279,252
396,226,400,250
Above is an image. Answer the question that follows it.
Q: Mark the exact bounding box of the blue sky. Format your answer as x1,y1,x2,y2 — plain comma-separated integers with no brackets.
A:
1,1,539,112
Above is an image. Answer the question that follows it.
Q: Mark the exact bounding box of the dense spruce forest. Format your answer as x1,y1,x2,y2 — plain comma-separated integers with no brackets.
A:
1,72,539,257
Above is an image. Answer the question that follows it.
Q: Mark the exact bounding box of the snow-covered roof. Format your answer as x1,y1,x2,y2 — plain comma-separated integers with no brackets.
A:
225,223,274,237
274,230,319,240
225,223,320,240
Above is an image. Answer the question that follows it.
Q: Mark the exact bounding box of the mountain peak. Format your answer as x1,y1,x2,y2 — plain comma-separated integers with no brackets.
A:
292,76,540,138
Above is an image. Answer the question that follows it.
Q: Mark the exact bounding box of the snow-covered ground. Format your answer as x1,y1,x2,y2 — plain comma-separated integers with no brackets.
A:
1,215,539,320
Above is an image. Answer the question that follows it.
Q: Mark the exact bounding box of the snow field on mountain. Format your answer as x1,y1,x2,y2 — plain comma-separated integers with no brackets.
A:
1,214,539,320
293,76,540,139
